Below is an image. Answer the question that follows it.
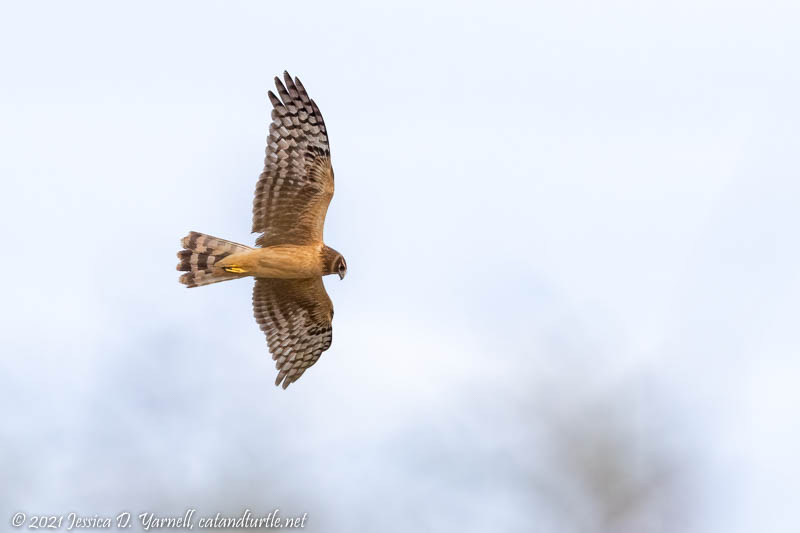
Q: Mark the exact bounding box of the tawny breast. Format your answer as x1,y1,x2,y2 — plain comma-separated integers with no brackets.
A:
217,245,323,279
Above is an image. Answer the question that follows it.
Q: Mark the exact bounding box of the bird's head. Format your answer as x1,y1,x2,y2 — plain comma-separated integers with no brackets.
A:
322,246,347,280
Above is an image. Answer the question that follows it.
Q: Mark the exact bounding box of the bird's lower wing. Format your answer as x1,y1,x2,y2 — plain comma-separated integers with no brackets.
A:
252,277,334,388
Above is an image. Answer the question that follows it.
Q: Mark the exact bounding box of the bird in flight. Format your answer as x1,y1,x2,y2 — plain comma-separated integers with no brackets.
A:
177,71,345,389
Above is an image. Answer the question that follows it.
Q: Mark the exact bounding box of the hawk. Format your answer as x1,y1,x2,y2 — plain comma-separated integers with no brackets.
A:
176,72,346,389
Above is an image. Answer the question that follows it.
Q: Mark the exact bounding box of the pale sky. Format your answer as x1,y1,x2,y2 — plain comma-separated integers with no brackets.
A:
2,2,799,532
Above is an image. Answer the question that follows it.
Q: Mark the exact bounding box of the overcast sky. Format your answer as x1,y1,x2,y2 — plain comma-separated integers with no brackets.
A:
1,2,799,532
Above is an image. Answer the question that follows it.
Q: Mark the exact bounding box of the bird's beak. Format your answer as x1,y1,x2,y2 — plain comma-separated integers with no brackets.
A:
339,271,346,280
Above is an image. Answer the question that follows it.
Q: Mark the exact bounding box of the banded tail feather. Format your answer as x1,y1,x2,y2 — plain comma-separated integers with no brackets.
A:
176,231,252,288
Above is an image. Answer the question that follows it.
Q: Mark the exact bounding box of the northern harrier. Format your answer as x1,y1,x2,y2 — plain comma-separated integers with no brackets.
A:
177,72,346,389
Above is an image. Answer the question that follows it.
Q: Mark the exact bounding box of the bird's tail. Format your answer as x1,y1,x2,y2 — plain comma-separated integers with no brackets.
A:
176,231,252,288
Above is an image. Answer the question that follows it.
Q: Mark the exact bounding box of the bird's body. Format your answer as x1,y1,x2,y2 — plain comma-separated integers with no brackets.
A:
176,72,346,389
217,244,335,279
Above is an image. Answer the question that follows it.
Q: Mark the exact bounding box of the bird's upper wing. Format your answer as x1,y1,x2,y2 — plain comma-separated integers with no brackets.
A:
252,72,334,247
253,277,334,389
